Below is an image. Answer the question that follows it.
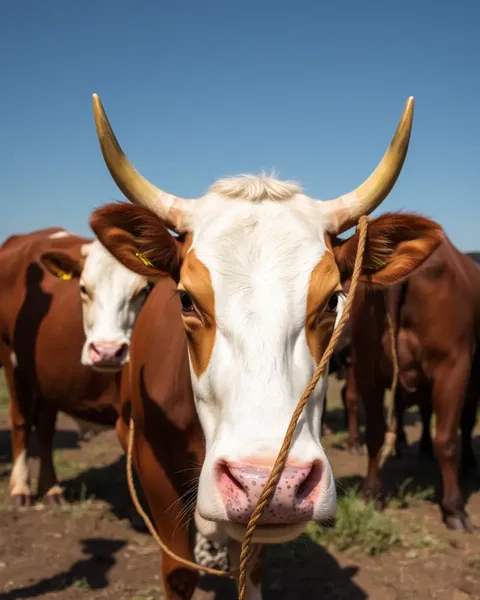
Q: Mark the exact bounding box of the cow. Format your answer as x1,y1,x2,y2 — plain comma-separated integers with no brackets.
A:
347,245,480,532
0,227,150,506
86,92,444,599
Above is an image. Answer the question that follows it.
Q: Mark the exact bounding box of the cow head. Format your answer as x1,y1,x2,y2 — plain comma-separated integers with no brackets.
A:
89,95,443,543
40,239,150,372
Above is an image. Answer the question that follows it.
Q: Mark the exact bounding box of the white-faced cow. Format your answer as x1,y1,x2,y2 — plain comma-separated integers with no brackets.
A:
88,94,444,598
0,228,149,505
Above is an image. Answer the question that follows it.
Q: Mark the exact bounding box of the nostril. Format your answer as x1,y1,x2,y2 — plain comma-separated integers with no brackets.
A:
115,343,129,358
296,461,323,501
217,462,245,494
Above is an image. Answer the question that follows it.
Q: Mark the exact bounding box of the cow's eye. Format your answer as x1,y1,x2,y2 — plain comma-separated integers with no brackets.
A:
326,292,342,313
80,284,88,296
178,290,195,314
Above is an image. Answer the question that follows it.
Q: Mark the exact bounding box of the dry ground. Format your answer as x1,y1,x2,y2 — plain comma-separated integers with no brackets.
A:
1,373,480,599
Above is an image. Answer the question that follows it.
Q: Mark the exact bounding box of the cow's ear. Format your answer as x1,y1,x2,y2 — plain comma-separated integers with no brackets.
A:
332,213,444,286
39,251,83,280
89,203,182,281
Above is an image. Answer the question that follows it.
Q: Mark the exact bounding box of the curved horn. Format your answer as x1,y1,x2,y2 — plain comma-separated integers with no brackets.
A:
323,97,415,234
92,94,189,232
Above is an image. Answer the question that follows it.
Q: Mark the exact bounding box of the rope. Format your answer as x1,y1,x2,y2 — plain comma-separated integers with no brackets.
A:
237,215,369,598
126,417,236,578
378,309,399,469
126,215,369,599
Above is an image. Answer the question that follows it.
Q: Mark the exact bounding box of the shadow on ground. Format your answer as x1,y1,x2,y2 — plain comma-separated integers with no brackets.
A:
199,534,367,600
1,538,126,599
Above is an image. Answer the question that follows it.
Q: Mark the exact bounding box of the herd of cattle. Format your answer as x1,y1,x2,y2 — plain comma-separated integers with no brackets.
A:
1,94,479,600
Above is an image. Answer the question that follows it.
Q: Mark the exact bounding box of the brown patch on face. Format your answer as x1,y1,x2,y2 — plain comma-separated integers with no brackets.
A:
305,244,342,363
179,249,216,378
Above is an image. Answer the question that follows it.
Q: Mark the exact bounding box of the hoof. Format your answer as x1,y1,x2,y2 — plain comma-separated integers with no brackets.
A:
348,443,364,456
44,492,67,506
168,569,196,599
321,424,333,437
12,494,33,508
363,491,386,511
445,514,475,533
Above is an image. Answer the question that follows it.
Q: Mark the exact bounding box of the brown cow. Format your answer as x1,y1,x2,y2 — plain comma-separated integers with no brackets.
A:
348,243,480,532
87,93,445,598
0,227,149,505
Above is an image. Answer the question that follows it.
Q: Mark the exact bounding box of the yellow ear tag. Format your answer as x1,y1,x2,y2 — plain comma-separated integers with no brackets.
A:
135,252,155,268
59,271,73,281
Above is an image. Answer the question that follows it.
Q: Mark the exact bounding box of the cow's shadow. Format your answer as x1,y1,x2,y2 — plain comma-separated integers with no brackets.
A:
336,432,480,513
199,534,367,599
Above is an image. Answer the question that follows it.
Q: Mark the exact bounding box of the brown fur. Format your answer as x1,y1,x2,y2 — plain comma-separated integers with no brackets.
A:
90,203,182,281
346,238,480,531
0,229,120,504
332,212,444,286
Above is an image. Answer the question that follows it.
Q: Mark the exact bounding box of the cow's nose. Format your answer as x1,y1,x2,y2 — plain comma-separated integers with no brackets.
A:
216,460,323,525
88,341,129,366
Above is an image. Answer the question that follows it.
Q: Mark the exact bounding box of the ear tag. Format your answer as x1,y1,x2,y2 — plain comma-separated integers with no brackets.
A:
135,252,155,268
59,271,73,281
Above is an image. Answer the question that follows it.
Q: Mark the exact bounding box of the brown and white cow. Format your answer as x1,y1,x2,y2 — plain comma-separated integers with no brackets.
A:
88,94,444,598
347,245,480,532
0,227,149,504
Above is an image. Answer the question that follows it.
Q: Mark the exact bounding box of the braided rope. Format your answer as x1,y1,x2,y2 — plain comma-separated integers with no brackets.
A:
126,417,236,577
237,215,369,598
126,215,369,599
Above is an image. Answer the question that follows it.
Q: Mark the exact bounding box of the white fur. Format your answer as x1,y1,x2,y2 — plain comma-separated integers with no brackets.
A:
185,176,340,541
48,231,72,239
10,449,30,496
79,240,148,367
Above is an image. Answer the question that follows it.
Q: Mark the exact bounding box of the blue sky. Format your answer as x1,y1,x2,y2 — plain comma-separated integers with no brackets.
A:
2,0,479,249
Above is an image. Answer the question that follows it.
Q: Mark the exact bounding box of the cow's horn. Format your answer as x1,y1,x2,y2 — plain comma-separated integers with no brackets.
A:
323,97,414,234
92,94,189,232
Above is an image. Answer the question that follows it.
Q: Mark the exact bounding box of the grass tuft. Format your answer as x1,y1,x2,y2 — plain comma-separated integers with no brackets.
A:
307,486,402,556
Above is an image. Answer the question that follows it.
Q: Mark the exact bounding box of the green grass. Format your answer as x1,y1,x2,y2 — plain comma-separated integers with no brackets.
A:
73,578,91,591
131,586,163,600
307,487,402,557
0,369,9,411
389,478,435,509
53,451,87,479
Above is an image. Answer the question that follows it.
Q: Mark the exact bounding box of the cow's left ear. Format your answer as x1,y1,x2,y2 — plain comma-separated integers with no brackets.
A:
39,251,84,281
332,213,444,286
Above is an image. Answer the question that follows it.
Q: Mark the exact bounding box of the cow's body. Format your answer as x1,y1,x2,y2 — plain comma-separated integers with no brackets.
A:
349,241,480,531
0,228,147,504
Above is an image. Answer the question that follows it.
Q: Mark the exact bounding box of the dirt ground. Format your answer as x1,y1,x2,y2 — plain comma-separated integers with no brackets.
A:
1,375,480,600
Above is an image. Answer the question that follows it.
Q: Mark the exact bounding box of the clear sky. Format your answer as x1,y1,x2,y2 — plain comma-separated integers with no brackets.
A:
2,0,479,250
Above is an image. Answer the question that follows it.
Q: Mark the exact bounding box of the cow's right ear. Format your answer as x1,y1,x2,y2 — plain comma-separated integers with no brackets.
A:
40,251,83,280
89,203,182,281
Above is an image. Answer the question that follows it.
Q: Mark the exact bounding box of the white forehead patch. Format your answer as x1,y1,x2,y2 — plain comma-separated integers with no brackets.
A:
48,230,73,239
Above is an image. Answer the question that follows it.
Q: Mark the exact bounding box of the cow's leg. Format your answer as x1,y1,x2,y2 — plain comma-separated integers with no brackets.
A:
36,406,65,505
460,367,480,476
418,400,434,460
394,389,408,458
359,381,386,508
432,357,472,532
344,365,362,454
5,360,33,506
229,541,265,600
321,389,333,437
